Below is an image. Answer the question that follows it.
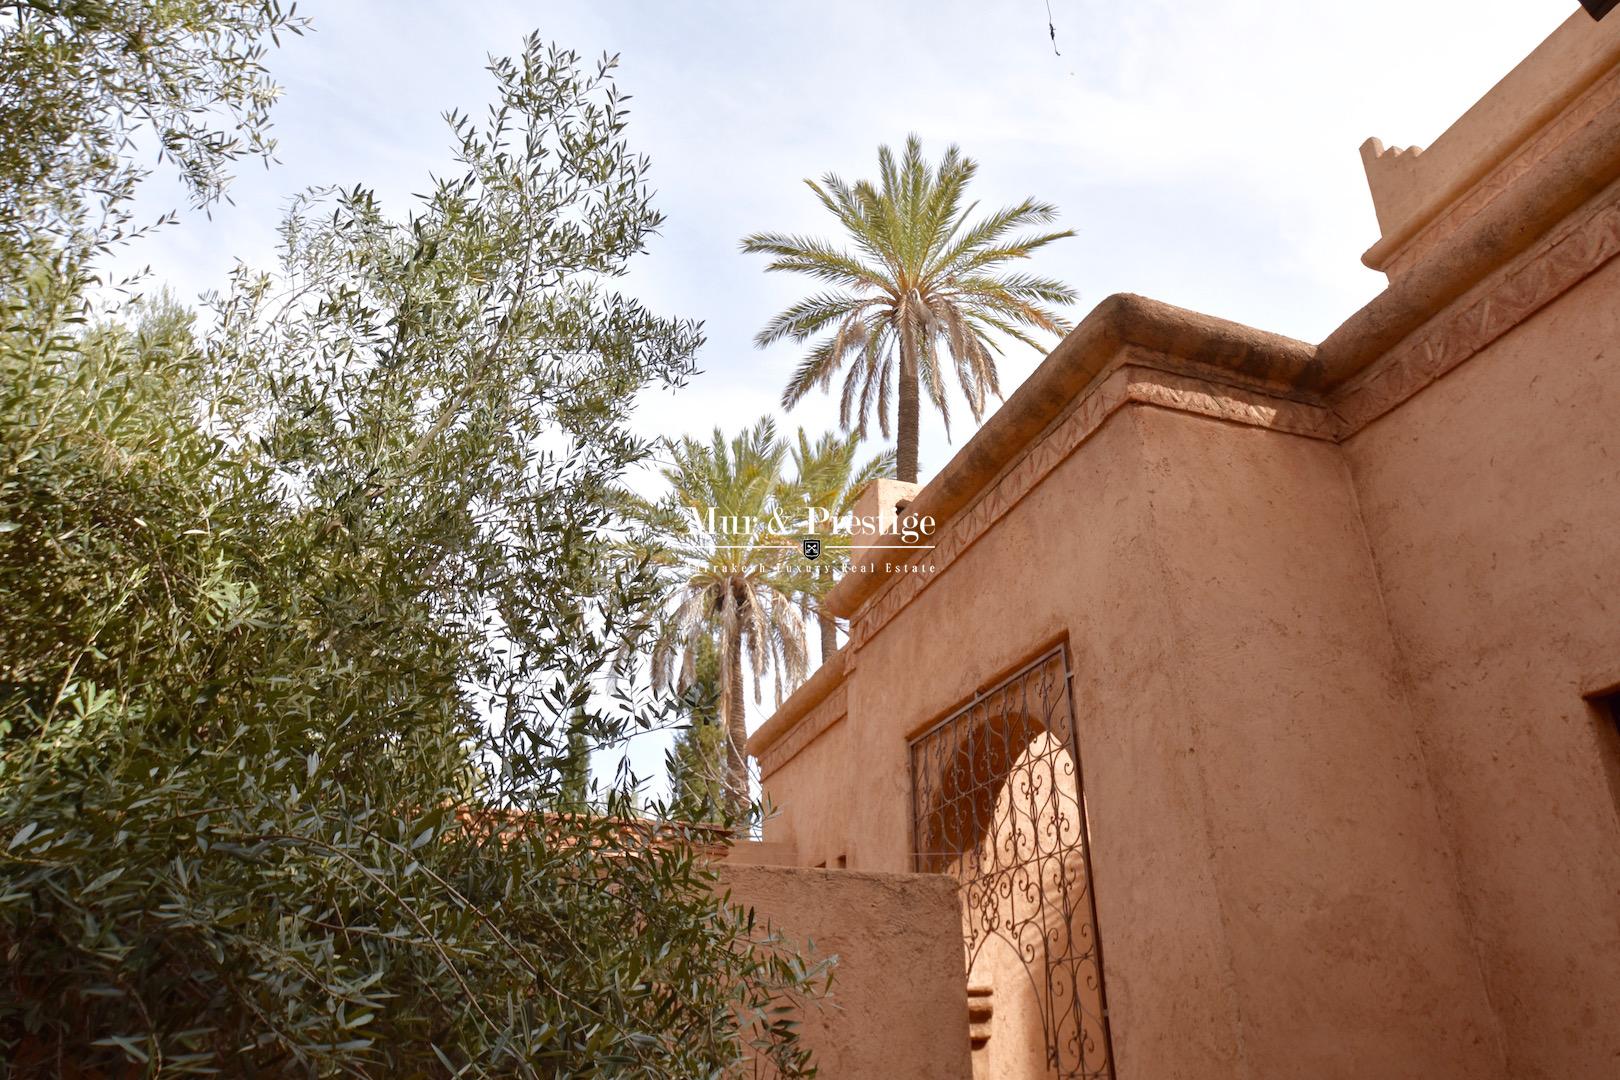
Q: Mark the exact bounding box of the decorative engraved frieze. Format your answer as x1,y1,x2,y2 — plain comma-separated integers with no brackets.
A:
848,365,1336,649
1385,63,1620,277
1333,178,1620,432
841,164,1620,662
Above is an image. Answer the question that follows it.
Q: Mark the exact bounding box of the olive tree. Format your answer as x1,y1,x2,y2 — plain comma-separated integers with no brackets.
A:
1,23,826,1078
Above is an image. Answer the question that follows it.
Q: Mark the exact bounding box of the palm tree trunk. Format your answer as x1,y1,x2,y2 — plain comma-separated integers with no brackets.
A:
897,338,920,482
723,623,748,817
819,610,837,662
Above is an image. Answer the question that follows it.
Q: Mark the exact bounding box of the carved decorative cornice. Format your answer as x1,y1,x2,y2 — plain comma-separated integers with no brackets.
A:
1333,174,1620,432
848,363,1336,649
847,172,1620,651
1383,64,1620,278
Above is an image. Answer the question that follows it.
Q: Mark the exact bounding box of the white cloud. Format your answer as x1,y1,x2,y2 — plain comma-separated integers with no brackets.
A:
104,0,1580,786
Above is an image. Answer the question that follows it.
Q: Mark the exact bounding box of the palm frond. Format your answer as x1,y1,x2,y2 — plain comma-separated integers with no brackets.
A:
754,291,879,348
804,175,892,265
747,136,1077,464
952,270,1079,312
927,200,1066,281
783,338,842,411
738,231,892,292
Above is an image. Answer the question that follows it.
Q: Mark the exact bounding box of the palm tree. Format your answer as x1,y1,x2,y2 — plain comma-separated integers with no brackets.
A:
782,428,894,661
742,134,1078,482
665,634,726,824
642,418,809,814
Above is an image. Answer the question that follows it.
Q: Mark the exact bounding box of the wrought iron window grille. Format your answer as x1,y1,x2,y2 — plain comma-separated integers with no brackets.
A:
908,645,1115,1079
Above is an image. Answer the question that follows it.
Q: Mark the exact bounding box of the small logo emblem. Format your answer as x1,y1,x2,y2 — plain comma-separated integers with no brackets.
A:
801,537,822,561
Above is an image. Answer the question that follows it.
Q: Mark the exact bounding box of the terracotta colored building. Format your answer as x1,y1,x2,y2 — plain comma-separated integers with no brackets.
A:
742,10,1620,1078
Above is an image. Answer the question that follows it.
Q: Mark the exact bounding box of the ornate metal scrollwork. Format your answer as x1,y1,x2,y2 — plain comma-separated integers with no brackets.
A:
909,647,1114,1079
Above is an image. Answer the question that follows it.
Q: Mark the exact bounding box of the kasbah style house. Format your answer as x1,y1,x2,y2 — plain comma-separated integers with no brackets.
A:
712,7,1620,1078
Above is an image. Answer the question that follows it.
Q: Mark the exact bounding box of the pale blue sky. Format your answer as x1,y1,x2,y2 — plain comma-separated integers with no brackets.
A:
115,0,1577,794
127,0,1576,469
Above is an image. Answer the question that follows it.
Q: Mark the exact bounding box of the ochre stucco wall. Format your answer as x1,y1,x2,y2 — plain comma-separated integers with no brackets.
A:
1121,406,1502,1077
758,706,853,869
718,863,972,1079
1343,254,1620,1079
765,404,1505,1078
752,17,1620,1077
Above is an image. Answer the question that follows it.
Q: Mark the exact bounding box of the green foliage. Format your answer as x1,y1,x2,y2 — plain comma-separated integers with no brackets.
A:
0,28,827,1078
557,712,591,812
783,429,896,524
780,428,893,660
635,418,809,816
0,0,307,268
666,638,725,824
742,134,1077,480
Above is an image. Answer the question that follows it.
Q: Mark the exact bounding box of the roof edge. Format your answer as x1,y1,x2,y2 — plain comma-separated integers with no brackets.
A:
825,90,1620,622
825,294,1317,618
745,644,847,761
1358,10,1620,271
1320,79,1620,380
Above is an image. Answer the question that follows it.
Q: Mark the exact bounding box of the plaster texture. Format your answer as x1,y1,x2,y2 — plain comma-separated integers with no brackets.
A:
762,407,1504,1078
1361,10,1620,276
1342,254,1620,1078
717,864,972,1079
747,14,1620,1079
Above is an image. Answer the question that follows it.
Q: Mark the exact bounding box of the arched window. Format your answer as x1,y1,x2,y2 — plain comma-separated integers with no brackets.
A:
909,646,1113,1080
